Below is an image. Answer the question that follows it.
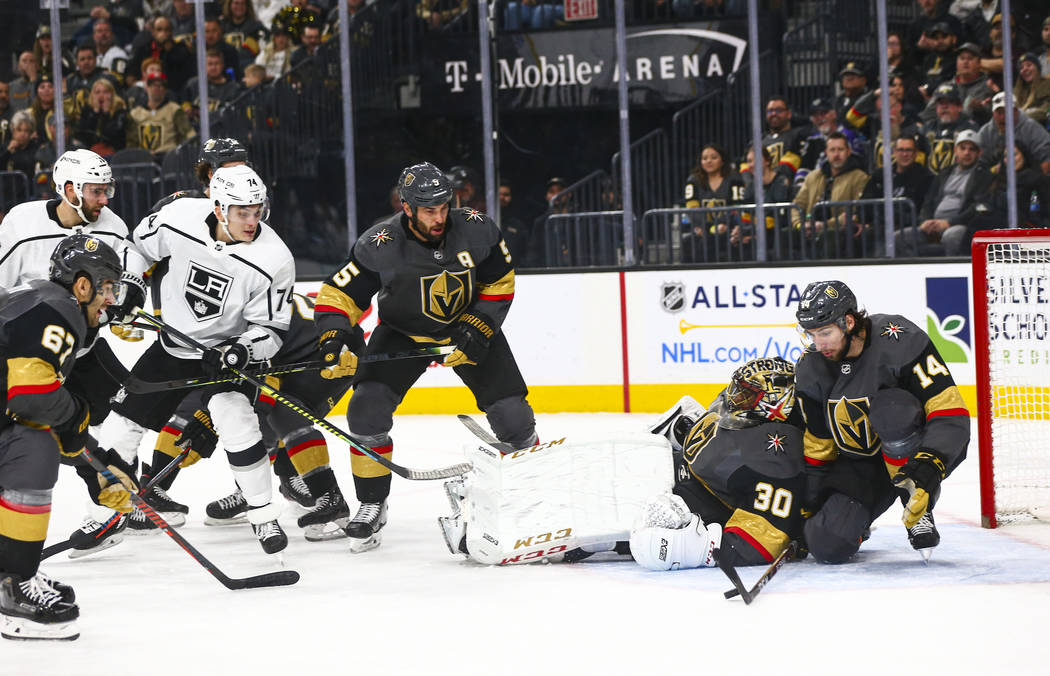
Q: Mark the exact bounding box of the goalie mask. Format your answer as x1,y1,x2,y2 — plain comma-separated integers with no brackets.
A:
52,149,115,224
718,357,796,429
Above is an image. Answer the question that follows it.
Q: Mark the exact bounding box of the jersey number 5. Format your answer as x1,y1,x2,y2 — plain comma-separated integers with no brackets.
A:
42,324,76,365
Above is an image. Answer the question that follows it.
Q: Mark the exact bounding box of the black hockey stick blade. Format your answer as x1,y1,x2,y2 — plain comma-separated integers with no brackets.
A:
718,541,797,604
457,415,515,454
79,447,300,590
133,311,472,481
42,449,190,561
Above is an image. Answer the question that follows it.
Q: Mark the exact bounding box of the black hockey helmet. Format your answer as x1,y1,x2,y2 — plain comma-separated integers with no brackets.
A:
49,234,123,301
796,280,858,330
447,165,475,189
199,137,248,168
719,357,796,429
398,162,453,208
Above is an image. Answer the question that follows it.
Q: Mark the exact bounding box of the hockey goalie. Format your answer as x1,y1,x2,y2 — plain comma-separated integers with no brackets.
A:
439,357,807,570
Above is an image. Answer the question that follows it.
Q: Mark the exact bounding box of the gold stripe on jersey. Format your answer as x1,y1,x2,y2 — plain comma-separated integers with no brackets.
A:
155,426,183,460
803,429,838,464
316,284,366,326
780,151,802,173
924,386,968,417
846,107,867,130
407,334,453,345
6,357,60,391
0,502,51,542
287,438,330,477
351,451,391,478
725,510,789,559
478,269,515,296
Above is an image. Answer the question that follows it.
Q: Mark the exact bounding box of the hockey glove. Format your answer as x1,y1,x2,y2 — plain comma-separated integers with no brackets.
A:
176,409,218,467
52,394,92,458
106,272,146,326
75,449,139,513
892,451,946,528
444,311,495,368
202,338,252,376
319,329,359,379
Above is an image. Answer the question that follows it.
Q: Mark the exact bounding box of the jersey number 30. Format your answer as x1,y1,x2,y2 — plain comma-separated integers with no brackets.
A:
753,482,793,518
42,324,76,365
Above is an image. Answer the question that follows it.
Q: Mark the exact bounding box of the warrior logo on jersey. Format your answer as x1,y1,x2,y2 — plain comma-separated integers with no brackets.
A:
682,410,720,464
370,229,392,247
826,396,879,456
881,322,906,340
661,282,685,313
420,269,472,323
185,262,233,321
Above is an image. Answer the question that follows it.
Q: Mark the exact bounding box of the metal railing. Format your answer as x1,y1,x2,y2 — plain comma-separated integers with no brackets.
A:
0,172,31,219
641,203,805,264
793,196,918,259
111,163,166,228
543,211,629,267
611,129,672,216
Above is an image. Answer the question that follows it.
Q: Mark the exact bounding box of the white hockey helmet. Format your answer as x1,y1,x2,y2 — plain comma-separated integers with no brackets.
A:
52,149,115,222
210,165,268,225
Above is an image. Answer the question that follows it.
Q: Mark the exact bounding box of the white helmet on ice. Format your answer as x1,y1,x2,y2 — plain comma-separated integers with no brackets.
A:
52,149,115,223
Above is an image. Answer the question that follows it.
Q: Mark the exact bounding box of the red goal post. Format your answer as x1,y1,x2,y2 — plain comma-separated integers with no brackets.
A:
971,229,1050,528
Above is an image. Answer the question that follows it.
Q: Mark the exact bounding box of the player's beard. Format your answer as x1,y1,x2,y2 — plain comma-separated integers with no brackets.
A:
410,216,446,244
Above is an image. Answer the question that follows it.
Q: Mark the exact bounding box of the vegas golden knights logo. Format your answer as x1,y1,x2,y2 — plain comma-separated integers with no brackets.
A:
826,397,880,456
420,269,472,323
766,141,784,167
682,410,720,464
140,123,162,151
929,138,954,173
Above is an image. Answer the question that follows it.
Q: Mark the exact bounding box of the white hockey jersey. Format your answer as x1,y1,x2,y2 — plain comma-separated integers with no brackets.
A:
126,197,295,359
0,200,130,290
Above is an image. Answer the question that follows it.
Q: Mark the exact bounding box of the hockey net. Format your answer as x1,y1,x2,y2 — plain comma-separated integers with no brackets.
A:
972,229,1050,528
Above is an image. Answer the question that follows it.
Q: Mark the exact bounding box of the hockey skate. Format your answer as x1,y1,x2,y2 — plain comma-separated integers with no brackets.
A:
298,487,351,541
0,574,79,641
204,489,248,526
68,513,128,559
907,512,940,562
278,474,314,509
648,395,706,452
345,501,387,553
247,504,287,555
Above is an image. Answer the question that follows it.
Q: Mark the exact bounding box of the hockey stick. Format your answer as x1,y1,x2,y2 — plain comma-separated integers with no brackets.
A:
124,347,457,394
134,311,472,481
79,446,300,590
41,449,191,561
457,414,515,454
716,541,798,605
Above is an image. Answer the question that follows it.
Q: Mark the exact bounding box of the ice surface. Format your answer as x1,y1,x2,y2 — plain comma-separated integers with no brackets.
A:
6,414,1050,675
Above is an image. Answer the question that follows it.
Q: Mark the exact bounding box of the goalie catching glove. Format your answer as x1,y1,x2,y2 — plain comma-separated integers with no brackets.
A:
319,329,359,379
444,311,495,368
892,451,946,528
74,449,138,513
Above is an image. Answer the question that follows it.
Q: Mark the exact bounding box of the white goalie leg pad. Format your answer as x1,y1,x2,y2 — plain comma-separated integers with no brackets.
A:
630,516,722,571
454,432,675,565
96,413,147,465
209,392,262,452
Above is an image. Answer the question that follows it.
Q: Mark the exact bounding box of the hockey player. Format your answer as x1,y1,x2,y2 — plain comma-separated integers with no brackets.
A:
794,280,970,563
631,357,806,570
0,235,136,641
0,149,144,554
315,161,538,552
438,358,805,570
150,137,249,212
98,165,296,554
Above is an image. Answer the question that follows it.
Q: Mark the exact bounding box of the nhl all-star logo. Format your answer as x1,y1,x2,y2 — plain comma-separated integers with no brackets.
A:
185,262,233,321
661,282,685,313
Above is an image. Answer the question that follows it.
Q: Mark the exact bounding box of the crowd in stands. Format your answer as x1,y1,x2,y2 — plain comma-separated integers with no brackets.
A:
663,0,1050,258
0,0,381,199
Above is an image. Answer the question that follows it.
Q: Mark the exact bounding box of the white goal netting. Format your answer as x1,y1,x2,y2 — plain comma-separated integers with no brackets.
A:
982,239,1050,524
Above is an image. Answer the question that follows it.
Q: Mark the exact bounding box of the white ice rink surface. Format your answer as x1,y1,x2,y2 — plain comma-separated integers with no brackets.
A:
6,414,1050,675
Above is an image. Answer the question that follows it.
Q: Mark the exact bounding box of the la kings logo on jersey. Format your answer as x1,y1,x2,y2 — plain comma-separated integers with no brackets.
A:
185,262,233,321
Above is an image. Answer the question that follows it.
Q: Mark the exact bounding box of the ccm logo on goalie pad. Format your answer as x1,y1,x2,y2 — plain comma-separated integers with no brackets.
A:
501,545,569,565
514,527,573,550
185,263,233,321
506,437,566,460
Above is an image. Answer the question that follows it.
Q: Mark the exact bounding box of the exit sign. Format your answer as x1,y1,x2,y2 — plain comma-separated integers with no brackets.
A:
565,0,598,22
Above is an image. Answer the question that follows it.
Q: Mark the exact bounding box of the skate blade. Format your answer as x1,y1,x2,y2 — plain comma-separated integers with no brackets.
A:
203,515,248,527
303,521,350,542
918,547,934,564
1,616,79,641
349,532,382,553
68,535,124,559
